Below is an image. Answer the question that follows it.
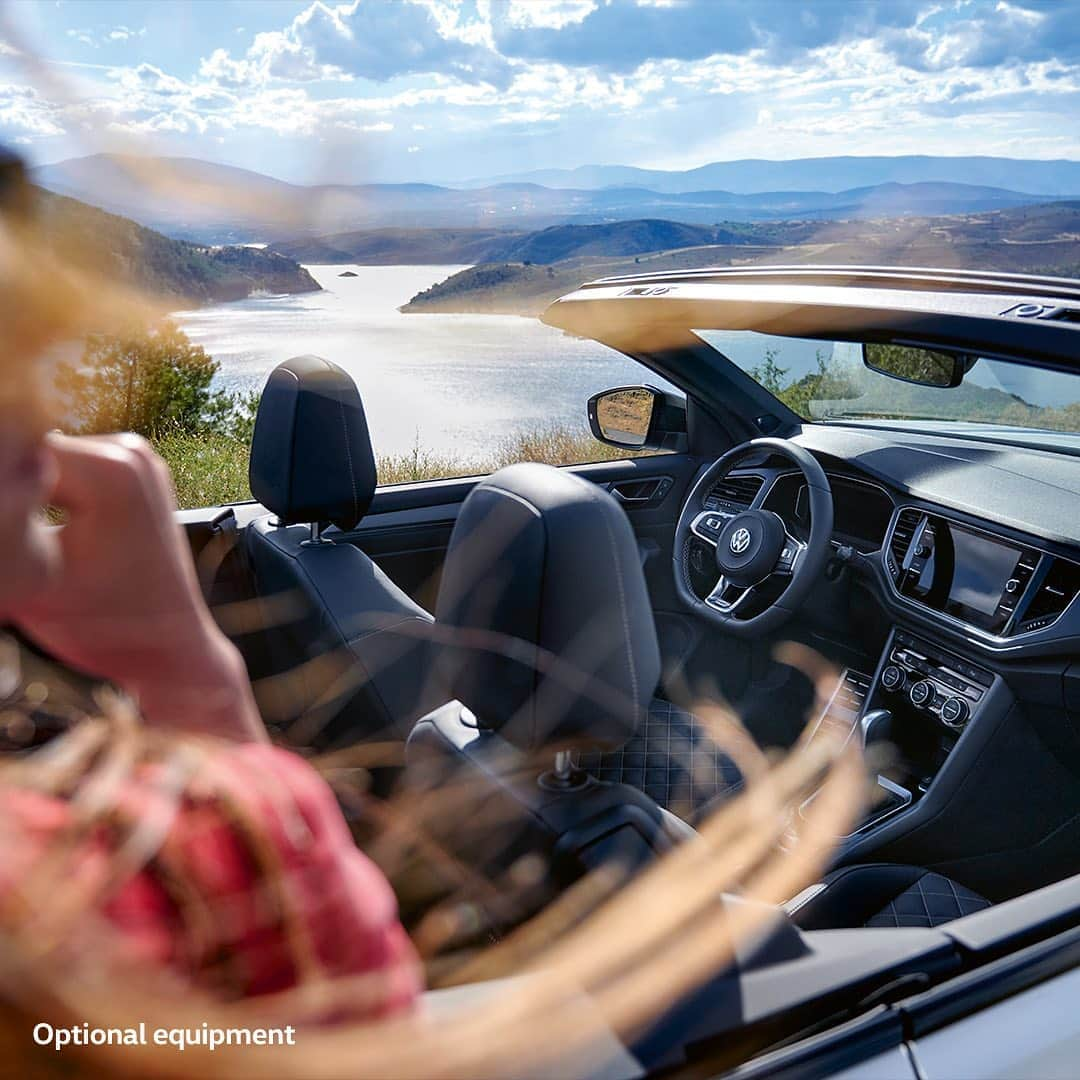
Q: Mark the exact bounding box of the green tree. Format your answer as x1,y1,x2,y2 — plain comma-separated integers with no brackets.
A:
749,348,788,394
59,320,231,437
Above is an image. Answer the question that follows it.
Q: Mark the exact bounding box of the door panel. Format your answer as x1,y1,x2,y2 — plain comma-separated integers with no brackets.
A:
181,453,706,693
328,453,703,618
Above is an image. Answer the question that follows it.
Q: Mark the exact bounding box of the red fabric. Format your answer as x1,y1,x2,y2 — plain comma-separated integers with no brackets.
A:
0,744,421,1017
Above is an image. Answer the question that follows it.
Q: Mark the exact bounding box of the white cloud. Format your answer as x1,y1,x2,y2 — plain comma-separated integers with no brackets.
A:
7,0,1080,173
199,0,509,88
0,83,65,138
108,26,146,43
502,1,596,31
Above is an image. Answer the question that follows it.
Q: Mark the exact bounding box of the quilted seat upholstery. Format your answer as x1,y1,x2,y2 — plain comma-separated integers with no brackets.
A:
865,870,992,928
787,862,992,931
577,698,744,824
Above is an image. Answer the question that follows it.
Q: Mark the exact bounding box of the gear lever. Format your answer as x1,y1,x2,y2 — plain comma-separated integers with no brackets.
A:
860,708,893,748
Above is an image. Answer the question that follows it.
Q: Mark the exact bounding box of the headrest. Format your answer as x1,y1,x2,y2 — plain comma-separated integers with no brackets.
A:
435,463,660,754
249,356,377,531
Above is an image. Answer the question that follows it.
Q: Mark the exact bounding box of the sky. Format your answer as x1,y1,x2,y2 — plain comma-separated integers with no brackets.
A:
0,0,1078,184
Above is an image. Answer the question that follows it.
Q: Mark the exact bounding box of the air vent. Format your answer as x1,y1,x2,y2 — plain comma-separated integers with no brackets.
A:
887,508,922,582
704,473,763,512
1016,558,1080,633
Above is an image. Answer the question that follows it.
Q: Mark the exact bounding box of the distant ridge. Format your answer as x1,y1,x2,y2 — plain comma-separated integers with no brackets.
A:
458,155,1080,196
271,220,748,265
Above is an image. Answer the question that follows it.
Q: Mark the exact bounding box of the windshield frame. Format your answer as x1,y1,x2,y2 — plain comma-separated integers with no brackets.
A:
541,266,1080,455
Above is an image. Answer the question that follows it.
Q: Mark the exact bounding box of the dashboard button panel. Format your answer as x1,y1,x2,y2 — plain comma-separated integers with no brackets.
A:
882,630,991,728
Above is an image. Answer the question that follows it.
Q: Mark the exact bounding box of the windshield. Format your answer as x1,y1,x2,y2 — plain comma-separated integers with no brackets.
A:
695,330,1080,444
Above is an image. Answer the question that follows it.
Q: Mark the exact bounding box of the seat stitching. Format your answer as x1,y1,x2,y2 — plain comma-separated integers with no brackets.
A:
590,487,638,711
916,875,934,926
337,392,359,525
945,874,963,920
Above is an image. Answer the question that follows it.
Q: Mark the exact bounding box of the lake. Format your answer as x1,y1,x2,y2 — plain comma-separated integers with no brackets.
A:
174,265,662,462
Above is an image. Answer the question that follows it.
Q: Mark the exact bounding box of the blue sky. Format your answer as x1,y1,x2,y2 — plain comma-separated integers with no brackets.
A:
1,0,1078,183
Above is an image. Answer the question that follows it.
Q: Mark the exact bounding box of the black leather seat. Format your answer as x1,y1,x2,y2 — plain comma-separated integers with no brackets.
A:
243,355,438,750
406,464,696,902
430,461,660,756
786,863,992,930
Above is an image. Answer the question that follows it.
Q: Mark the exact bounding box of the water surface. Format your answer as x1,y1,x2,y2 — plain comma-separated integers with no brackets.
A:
175,265,663,461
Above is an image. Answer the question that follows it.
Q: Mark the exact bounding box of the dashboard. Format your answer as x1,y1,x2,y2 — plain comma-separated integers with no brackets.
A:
682,422,1080,899
710,430,1080,655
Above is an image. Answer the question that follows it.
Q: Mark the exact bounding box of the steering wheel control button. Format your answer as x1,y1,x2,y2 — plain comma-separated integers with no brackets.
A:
777,540,799,571
909,679,934,708
881,665,905,692
940,696,970,727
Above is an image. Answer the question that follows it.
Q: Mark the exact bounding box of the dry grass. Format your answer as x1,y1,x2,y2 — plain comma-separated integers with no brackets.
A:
154,424,657,509
153,429,254,508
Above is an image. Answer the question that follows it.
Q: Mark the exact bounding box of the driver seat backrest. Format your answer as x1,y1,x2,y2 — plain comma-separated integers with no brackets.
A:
405,464,693,917
242,356,439,750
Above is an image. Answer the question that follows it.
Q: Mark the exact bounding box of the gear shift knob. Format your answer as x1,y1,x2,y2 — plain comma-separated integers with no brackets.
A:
860,708,893,747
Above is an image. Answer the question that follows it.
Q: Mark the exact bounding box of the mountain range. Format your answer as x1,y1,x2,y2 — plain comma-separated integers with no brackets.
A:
32,154,1080,244
271,220,755,265
460,156,1080,196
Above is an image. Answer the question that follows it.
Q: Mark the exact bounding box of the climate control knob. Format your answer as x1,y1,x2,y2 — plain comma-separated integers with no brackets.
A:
881,665,906,692
909,680,934,708
940,696,970,727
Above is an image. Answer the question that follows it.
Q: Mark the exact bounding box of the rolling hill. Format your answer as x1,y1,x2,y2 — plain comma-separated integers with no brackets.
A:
400,201,1080,317
35,187,320,305
272,220,760,265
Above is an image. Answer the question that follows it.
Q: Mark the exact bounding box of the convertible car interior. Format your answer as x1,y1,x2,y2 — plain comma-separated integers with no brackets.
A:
173,266,1080,1073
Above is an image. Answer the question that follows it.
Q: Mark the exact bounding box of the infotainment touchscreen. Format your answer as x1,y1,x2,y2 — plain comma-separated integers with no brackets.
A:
945,526,1021,625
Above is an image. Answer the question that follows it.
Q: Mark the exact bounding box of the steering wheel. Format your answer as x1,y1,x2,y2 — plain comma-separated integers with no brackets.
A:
673,438,834,637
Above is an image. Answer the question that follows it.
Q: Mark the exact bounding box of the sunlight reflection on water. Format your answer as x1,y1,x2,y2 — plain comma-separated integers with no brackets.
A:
174,265,670,460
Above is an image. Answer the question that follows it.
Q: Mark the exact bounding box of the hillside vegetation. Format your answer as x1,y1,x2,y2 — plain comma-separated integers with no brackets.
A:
401,202,1080,317
36,189,320,305
273,219,759,266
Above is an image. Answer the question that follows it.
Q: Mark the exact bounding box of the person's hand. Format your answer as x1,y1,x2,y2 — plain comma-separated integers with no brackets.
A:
14,433,265,742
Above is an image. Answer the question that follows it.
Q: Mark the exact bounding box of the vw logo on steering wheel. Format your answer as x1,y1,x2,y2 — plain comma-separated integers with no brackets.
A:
729,526,752,555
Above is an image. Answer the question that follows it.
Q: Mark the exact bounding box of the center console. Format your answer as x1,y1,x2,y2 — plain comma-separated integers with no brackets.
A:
801,627,997,839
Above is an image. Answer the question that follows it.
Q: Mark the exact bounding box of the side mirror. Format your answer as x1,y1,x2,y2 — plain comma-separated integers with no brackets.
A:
588,385,688,452
863,343,977,388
